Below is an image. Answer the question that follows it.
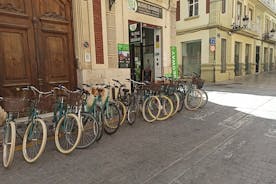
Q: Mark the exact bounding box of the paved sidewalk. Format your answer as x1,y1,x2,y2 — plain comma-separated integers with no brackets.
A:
1,71,276,184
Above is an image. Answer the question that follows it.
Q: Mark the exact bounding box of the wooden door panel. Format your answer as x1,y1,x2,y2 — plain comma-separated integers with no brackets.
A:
35,0,76,89
43,33,70,86
0,28,34,96
0,0,75,96
0,0,26,14
1,31,30,80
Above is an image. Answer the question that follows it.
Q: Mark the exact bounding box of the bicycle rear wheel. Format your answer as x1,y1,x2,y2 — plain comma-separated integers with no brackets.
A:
184,89,203,111
103,102,121,135
199,89,208,108
142,96,161,123
77,113,99,149
55,113,82,154
22,118,47,163
176,91,185,112
156,95,173,121
2,121,16,168
168,93,180,116
127,95,137,125
116,101,127,125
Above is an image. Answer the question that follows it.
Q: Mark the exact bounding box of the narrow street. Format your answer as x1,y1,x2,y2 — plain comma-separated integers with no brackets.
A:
1,72,276,184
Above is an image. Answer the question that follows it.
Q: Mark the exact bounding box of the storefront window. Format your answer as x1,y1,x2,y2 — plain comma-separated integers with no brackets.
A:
182,41,201,76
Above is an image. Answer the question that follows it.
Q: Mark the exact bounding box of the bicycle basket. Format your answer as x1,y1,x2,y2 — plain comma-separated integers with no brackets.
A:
65,93,83,106
192,78,205,89
0,106,7,127
37,95,56,113
0,97,30,113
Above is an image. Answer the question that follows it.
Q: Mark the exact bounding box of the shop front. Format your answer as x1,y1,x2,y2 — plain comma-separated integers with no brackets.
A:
72,0,176,86
128,21,162,82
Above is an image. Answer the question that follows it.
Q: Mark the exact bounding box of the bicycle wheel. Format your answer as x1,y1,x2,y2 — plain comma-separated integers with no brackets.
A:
127,95,137,125
94,105,104,141
142,96,161,123
116,101,127,126
168,93,180,117
184,89,203,111
2,121,16,168
176,91,185,112
22,118,47,163
55,113,82,154
77,113,99,149
156,95,173,121
199,89,208,108
103,102,120,135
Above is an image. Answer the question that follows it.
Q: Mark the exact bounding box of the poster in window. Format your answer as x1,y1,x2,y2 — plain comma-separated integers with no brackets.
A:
118,44,130,68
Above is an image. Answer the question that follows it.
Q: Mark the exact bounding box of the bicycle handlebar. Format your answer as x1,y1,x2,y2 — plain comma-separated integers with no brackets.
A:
53,85,81,94
126,78,145,85
22,86,53,95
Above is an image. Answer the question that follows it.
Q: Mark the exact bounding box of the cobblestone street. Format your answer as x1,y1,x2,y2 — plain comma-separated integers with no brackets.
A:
1,72,276,184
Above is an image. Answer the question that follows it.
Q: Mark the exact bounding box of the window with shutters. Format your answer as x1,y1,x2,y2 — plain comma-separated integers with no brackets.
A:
206,0,210,14
222,0,226,13
221,39,227,73
176,0,180,21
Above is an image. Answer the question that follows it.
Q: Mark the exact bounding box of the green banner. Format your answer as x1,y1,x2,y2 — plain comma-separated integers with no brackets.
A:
171,46,179,79
118,44,130,68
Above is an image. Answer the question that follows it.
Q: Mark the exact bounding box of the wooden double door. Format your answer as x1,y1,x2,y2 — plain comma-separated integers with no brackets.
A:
0,0,76,96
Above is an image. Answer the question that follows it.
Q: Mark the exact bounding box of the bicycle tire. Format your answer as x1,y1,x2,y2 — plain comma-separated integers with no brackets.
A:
199,89,208,108
77,112,99,149
127,95,138,125
103,102,121,135
142,96,161,123
94,105,104,141
116,101,127,125
176,91,185,112
22,118,47,163
184,89,203,111
155,95,173,121
55,113,82,154
169,93,180,116
2,121,16,168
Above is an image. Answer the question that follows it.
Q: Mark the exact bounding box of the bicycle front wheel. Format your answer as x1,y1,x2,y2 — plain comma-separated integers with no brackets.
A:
77,113,99,149
22,118,47,163
103,102,121,135
2,121,16,168
55,113,82,154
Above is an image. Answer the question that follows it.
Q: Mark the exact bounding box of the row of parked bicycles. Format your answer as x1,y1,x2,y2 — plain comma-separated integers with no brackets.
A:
0,72,208,168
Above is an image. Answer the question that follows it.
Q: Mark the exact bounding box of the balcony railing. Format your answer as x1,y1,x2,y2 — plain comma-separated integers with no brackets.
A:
245,21,261,34
263,31,276,42
260,0,276,12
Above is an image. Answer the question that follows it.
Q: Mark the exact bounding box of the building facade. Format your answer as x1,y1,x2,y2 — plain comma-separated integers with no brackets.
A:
176,0,276,82
0,0,177,96
73,0,177,86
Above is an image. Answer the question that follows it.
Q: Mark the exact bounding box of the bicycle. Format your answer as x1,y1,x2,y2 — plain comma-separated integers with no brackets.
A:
20,86,51,163
51,85,83,154
0,97,24,168
126,79,161,123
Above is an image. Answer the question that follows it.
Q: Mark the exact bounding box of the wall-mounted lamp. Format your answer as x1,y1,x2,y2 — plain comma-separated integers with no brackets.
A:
109,0,116,10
